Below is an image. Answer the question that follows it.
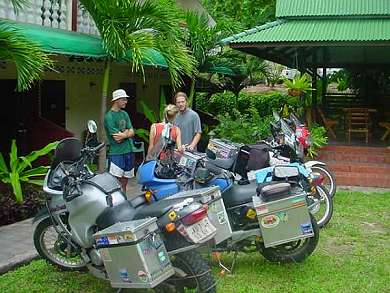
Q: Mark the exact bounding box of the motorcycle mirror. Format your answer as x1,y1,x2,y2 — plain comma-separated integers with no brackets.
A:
87,120,98,134
206,149,217,160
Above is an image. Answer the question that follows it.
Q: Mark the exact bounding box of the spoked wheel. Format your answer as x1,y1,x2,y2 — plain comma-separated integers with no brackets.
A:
157,234,216,293
307,185,333,228
311,165,337,197
257,214,319,263
33,218,86,270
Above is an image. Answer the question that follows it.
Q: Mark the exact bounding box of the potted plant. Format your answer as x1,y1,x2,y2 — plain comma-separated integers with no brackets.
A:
284,73,312,96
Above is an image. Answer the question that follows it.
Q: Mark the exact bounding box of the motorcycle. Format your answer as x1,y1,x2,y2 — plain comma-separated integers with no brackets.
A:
138,138,320,264
32,122,219,292
274,112,337,198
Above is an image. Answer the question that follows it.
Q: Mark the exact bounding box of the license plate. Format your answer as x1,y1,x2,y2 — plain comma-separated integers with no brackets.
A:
184,217,216,243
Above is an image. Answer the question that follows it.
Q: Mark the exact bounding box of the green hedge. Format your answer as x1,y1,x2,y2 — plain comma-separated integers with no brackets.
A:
197,91,300,117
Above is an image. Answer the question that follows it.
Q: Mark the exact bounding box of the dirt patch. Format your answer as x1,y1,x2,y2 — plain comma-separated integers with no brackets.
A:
320,236,354,255
361,221,388,235
242,84,287,94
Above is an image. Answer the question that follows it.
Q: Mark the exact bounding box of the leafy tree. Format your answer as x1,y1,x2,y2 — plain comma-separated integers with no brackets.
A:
202,0,276,29
0,0,52,90
79,0,197,169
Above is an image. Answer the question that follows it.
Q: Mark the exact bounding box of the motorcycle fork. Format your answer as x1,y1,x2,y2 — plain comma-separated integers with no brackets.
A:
46,201,79,251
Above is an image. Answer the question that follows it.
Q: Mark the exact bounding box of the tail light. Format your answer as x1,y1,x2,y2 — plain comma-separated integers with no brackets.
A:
310,173,325,186
181,205,208,226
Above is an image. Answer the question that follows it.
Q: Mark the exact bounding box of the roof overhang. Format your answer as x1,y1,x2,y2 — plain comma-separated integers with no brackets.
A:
1,20,168,68
223,18,390,68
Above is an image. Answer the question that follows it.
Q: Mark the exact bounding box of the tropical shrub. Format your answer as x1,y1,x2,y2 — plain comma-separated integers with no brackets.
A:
197,91,298,118
0,140,58,203
306,124,328,158
209,108,272,144
284,73,312,97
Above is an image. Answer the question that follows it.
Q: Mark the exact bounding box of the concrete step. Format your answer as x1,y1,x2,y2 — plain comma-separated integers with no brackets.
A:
318,151,390,164
320,145,390,154
334,171,390,188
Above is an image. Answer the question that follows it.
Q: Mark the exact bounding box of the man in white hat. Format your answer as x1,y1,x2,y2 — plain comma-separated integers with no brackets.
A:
104,89,135,193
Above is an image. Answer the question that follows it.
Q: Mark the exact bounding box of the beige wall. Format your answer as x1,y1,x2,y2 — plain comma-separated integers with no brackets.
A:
0,56,171,139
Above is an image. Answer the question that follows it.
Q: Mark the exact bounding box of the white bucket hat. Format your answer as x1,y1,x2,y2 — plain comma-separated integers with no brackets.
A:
112,89,129,102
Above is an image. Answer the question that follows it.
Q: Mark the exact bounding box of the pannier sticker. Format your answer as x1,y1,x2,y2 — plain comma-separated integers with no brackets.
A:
108,235,118,245
95,236,109,246
261,214,280,228
158,251,167,263
217,211,226,224
123,232,134,241
277,211,288,222
301,223,313,235
138,270,148,282
255,204,269,215
119,268,130,282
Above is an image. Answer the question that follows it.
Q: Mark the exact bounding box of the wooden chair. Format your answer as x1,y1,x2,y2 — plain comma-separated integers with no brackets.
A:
317,107,338,139
345,108,371,144
379,122,390,141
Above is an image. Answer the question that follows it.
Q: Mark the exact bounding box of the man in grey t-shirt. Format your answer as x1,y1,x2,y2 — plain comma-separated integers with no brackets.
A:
174,92,202,151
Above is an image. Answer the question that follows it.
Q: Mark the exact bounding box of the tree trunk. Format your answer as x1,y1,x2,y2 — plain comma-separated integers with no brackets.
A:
98,60,110,172
188,78,196,107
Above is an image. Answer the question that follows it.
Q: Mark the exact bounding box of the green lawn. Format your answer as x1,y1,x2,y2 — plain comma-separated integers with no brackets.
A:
0,190,389,293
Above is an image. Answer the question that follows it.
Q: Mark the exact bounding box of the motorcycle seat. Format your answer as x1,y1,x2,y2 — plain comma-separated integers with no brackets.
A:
133,198,181,220
96,201,136,230
223,180,257,208
257,182,291,202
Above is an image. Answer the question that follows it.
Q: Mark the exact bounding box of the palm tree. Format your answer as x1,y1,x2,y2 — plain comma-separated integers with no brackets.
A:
0,0,52,90
183,10,232,104
79,0,197,169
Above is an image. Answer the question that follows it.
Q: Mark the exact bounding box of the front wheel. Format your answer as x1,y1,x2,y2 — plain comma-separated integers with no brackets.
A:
311,165,337,198
308,185,333,228
257,214,319,263
33,218,87,270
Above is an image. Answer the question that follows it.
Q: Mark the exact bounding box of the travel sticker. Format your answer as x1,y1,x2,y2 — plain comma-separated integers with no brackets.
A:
95,236,109,246
138,270,148,282
301,223,313,235
158,251,167,263
277,211,288,222
256,204,269,215
123,233,134,241
119,268,130,282
217,211,226,224
108,235,118,245
260,214,280,228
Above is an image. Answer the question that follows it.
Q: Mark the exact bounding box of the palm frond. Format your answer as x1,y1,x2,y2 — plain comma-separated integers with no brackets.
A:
79,0,196,89
0,22,53,91
8,0,29,13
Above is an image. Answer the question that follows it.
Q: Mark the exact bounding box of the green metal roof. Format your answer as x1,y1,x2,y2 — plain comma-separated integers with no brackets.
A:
276,0,390,18
226,18,390,44
2,20,168,67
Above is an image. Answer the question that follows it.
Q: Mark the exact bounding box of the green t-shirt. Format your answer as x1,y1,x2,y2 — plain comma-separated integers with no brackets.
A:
104,110,134,155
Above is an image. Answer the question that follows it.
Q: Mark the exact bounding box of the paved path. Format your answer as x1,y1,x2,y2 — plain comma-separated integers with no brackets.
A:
0,178,141,273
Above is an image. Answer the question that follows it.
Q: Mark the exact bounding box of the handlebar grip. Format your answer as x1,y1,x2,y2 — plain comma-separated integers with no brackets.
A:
204,161,223,175
92,142,105,153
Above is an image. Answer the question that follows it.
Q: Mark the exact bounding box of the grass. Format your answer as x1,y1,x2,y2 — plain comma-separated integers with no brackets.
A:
0,190,389,293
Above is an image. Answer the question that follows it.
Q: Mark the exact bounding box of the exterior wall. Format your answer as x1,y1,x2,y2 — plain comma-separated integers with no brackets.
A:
0,56,170,139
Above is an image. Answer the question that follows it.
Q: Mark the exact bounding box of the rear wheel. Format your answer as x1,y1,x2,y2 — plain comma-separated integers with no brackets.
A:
33,218,86,270
158,234,216,292
257,214,319,263
311,165,336,197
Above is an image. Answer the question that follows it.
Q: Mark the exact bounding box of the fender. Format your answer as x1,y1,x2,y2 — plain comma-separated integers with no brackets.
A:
32,207,50,224
304,160,326,170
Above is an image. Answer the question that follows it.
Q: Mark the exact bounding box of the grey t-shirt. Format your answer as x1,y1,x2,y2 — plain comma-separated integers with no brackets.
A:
175,109,202,145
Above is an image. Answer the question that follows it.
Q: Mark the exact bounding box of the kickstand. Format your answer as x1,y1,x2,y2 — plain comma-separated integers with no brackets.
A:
216,250,239,275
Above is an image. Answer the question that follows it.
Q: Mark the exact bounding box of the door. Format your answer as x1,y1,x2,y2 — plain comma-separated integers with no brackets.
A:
40,80,66,128
0,79,38,156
